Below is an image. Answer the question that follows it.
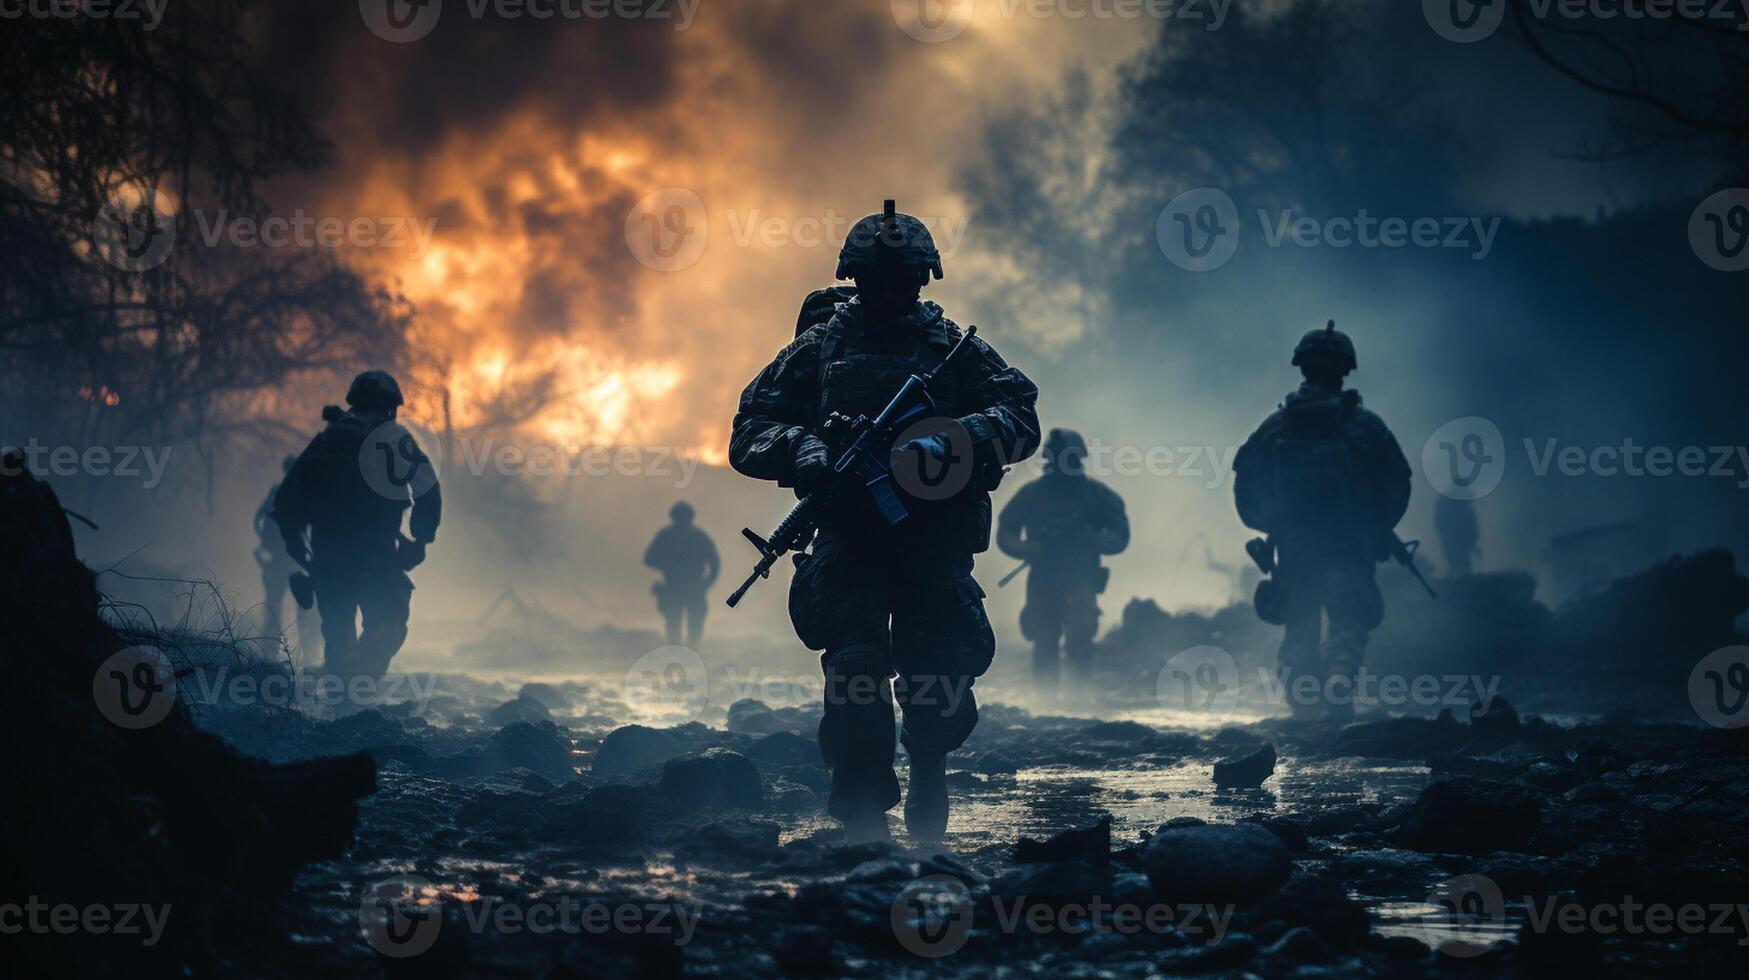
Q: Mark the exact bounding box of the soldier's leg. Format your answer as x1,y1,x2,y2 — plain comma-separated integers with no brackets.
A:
262,567,288,639
314,568,361,705
1060,583,1101,695
349,571,413,706
685,591,707,649
663,610,683,646
1275,564,1324,720
892,563,996,843
1322,559,1384,724
789,543,900,839
1020,587,1065,696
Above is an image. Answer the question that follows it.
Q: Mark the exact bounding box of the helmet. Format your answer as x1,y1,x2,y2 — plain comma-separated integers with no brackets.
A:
1291,320,1356,374
1044,428,1087,474
346,370,404,410
836,199,944,282
670,501,695,523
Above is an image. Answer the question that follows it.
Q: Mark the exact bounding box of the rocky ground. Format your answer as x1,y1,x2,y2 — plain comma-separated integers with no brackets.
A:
181,674,1749,978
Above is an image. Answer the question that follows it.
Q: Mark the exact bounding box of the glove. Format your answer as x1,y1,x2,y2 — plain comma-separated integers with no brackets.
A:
793,432,835,496
895,432,953,462
398,537,428,571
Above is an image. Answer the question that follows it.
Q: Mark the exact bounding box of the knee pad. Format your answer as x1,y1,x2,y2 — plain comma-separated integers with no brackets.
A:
823,639,892,683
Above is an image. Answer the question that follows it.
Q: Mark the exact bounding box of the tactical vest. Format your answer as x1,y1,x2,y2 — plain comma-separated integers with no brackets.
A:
1269,395,1364,533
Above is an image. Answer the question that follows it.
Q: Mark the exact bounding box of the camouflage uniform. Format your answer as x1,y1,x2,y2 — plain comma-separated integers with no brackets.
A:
996,431,1129,693
274,373,440,695
1434,495,1479,577
729,297,1040,821
1233,325,1409,713
644,503,720,648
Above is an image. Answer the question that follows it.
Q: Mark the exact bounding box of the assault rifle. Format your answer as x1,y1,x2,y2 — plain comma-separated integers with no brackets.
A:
726,326,980,608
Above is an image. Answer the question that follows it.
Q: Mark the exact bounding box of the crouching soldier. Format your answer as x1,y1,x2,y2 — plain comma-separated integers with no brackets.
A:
729,201,1040,844
274,371,441,709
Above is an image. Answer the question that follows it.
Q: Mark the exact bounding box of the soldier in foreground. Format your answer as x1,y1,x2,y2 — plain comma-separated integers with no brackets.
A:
729,201,1040,844
1233,323,1411,723
996,428,1129,699
274,371,441,708
643,501,720,647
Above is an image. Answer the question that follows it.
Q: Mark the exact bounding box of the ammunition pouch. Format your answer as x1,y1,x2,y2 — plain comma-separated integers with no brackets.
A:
1253,578,1286,625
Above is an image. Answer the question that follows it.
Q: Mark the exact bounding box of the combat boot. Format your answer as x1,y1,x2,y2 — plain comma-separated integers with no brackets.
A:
904,752,949,844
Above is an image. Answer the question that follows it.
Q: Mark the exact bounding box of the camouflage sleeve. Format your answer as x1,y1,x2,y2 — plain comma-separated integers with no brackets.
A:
729,331,821,486
1232,412,1282,533
953,334,1041,469
1355,411,1412,530
1095,482,1130,556
405,427,442,543
272,436,322,554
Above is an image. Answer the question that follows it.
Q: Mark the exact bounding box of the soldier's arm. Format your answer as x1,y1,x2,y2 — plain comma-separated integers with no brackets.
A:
1362,414,1413,530
995,483,1034,560
729,332,821,487
1095,484,1130,555
643,531,665,570
272,440,320,562
406,433,441,544
955,334,1042,469
1231,413,1282,533
703,533,720,585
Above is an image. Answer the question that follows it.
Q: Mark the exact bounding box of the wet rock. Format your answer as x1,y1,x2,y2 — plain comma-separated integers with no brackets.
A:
1160,816,1208,831
1563,782,1621,805
479,721,576,779
1469,697,1520,740
917,852,984,887
1525,761,1582,793
1213,743,1277,789
520,770,555,793
772,926,837,975
1014,817,1111,866
517,682,571,712
1369,934,1431,961
727,698,795,735
581,782,649,817
744,731,819,766
369,743,435,773
1389,777,1542,855
672,817,783,863
1262,926,1331,964
1242,813,1308,851
991,859,1112,905
549,927,684,980
1078,719,1158,744
593,723,712,777
973,751,1020,774
1141,823,1292,908
1157,933,1257,973
660,748,766,810
486,694,552,727
1252,874,1371,949
767,778,819,814
1329,849,1439,887
844,857,918,884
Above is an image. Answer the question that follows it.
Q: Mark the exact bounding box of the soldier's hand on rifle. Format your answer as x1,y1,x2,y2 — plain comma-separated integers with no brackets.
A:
894,431,952,462
793,432,835,496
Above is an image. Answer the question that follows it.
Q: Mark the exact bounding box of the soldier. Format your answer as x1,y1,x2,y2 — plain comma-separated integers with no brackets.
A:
1434,495,1480,577
729,201,1040,844
643,501,720,648
996,429,1129,698
273,371,441,708
253,455,315,655
1233,322,1410,723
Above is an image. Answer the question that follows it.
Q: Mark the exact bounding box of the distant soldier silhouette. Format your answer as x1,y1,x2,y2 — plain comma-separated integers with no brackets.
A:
273,371,441,705
996,429,1129,697
1434,495,1480,576
254,455,318,658
730,201,1040,844
644,501,720,647
1234,322,1411,723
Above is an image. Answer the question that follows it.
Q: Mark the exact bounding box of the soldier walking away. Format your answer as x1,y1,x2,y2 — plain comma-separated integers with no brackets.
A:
729,200,1040,845
1434,495,1480,577
273,371,441,710
996,429,1129,699
254,455,318,660
644,501,720,647
1233,322,1411,724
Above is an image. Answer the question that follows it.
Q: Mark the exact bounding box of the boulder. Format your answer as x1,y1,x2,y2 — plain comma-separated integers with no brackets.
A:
727,698,795,735
517,681,572,712
1141,823,1293,908
1389,777,1542,855
1014,817,1111,866
478,721,575,779
486,694,552,727
1213,743,1277,789
991,859,1112,905
593,723,711,777
744,731,819,766
660,748,766,810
